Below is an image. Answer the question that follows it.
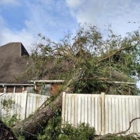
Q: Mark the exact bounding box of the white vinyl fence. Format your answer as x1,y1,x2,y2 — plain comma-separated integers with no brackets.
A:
62,92,140,135
0,92,49,120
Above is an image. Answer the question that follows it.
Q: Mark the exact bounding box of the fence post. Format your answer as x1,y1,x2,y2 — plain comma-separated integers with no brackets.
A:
61,92,66,127
23,91,28,119
101,92,105,135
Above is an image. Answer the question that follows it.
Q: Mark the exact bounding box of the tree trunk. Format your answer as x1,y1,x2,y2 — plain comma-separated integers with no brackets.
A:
0,120,17,140
13,77,77,139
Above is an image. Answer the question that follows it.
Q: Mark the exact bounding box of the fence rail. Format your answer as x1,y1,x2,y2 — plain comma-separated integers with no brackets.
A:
62,92,140,135
0,92,49,120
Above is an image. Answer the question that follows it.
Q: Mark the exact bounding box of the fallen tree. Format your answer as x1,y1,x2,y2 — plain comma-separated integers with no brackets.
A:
13,72,80,139
12,25,140,139
14,93,63,139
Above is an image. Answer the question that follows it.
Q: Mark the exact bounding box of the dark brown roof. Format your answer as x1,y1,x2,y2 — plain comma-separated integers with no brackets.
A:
0,42,31,83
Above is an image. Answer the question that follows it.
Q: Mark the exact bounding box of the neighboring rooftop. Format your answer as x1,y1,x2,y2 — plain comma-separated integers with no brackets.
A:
0,42,29,57
0,42,31,83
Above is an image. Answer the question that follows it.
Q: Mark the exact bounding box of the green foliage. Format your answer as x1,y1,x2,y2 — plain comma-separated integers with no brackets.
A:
36,108,138,140
26,25,140,95
17,135,25,140
38,109,95,140
59,123,95,140
1,98,20,127
1,98,15,110
9,25,140,139
5,114,19,127
37,108,61,140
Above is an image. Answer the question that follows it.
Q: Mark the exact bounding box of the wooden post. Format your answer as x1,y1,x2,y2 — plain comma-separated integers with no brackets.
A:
13,86,16,93
101,92,105,135
61,92,66,127
3,85,7,93
23,91,28,119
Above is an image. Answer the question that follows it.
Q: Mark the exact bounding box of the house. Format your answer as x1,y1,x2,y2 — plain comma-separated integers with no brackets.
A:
0,42,64,95
0,42,33,93
30,80,64,96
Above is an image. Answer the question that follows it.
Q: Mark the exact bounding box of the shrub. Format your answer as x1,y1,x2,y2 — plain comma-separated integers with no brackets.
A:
38,109,95,140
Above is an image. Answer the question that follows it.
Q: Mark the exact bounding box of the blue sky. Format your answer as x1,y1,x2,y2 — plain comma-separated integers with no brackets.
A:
0,0,140,87
0,0,140,49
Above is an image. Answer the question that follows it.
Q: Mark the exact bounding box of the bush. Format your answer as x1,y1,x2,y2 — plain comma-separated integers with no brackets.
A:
38,109,95,140
59,123,95,140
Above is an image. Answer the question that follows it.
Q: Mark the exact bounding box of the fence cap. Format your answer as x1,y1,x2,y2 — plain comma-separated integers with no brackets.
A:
0,83,34,86
100,81,135,85
29,80,64,84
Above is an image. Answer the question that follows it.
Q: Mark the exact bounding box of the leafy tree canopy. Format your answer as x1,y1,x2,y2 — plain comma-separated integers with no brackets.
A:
29,25,140,95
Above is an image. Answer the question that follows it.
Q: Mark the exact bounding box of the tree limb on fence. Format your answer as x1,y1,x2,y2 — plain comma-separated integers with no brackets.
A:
95,117,140,140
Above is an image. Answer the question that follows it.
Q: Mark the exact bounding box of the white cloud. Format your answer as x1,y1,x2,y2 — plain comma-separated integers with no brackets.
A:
0,29,35,52
0,0,19,5
66,0,84,8
24,0,76,41
66,0,140,35
0,0,75,52
0,15,34,52
0,15,5,26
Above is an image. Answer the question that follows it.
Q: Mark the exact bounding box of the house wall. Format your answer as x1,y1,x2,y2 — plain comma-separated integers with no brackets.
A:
0,83,63,95
51,84,62,96
0,86,3,93
35,83,62,96
7,86,14,93
0,86,30,93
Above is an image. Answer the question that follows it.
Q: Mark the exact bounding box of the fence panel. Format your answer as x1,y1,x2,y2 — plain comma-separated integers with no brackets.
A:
25,93,49,118
0,93,27,120
105,95,140,134
0,93,49,120
62,93,102,134
62,93,140,135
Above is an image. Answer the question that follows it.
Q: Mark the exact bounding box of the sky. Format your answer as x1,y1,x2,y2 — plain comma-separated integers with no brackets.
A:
0,0,140,49
0,0,140,87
